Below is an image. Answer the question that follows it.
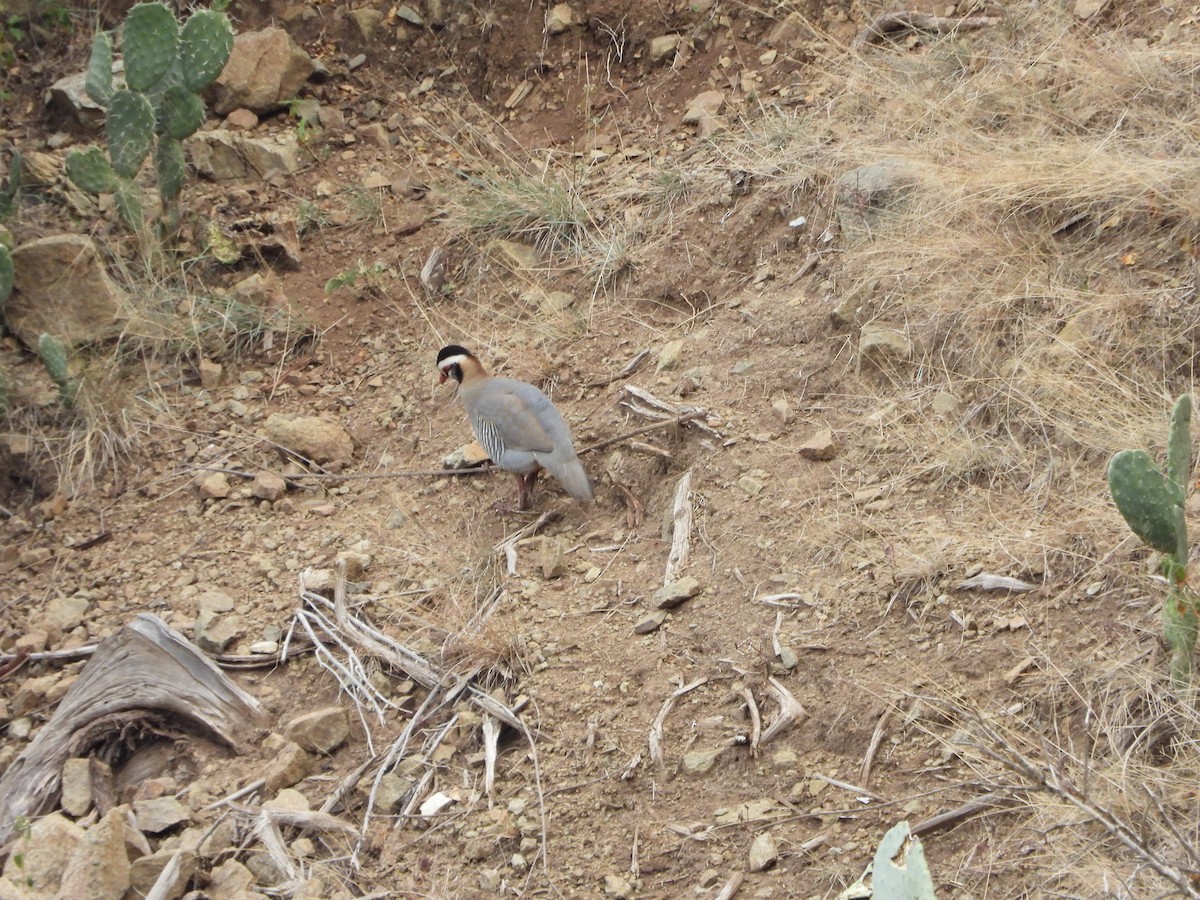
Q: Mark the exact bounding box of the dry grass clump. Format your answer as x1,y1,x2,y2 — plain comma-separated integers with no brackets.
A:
707,4,1200,492
923,653,1200,896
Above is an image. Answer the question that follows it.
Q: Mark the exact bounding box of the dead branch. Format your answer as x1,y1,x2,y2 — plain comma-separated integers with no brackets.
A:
586,348,650,388
0,615,266,846
760,677,807,745
580,411,703,456
853,11,1001,49
664,469,694,587
649,677,708,767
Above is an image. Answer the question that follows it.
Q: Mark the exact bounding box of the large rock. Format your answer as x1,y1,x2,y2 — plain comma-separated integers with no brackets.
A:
58,807,131,899
209,28,315,115
8,235,125,349
264,413,354,466
187,131,301,182
836,158,921,240
0,812,84,895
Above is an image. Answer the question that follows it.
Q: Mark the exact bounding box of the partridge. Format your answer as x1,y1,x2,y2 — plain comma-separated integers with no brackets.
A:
437,345,593,510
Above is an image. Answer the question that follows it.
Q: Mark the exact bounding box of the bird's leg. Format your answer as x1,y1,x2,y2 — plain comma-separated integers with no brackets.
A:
517,470,539,511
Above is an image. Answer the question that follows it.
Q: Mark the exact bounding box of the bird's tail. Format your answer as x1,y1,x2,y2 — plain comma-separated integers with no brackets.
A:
548,455,594,502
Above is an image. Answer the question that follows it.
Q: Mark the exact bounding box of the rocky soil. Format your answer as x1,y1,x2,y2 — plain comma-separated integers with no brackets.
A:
2,0,1198,898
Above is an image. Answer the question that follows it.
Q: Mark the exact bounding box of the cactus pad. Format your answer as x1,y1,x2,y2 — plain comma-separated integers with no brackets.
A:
85,31,115,107
66,146,119,194
155,138,186,201
161,85,205,140
37,333,78,406
0,245,12,310
180,9,234,92
114,179,145,231
122,3,180,92
1108,449,1182,555
1168,394,1193,506
106,90,156,179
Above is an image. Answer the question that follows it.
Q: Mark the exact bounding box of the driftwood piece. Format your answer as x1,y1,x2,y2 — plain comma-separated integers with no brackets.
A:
663,469,694,587
854,11,1001,49
0,614,267,846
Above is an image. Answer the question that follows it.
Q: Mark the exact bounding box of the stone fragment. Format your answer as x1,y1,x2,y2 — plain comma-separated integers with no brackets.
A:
443,440,490,469
798,428,838,461
225,108,259,130
61,757,94,816
654,576,702,609
43,595,89,634
633,610,668,634
649,34,681,64
374,773,414,813
194,613,242,654
748,830,779,872
859,326,913,366
197,471,231,499
350,7,385,39
263,735,317,792
187,130,301,182
546,3,574,33
285,706,350,754
683,747,722,773
8,235,125,349
656,339,684,373
129,849,197,900
208,859,255,899
210,27,315,115
264,413,354,466
682,90,725,125
198,358,223,388
133,796,190,834
604,873,635,898
251,471,288,501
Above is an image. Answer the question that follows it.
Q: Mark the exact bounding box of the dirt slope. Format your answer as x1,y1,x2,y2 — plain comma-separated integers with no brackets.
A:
3,1,1199,897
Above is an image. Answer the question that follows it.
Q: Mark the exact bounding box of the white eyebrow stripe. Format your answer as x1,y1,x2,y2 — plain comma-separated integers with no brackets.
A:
438,354,469,371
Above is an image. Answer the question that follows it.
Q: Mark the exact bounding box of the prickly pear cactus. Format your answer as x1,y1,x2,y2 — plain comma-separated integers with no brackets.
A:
1109,393,1197,689
1108,450,1182,555
65,2,233,235
37,333,78,407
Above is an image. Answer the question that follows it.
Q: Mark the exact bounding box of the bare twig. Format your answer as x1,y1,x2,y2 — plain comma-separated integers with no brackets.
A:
586,348,649,388
580,412,703,456
860,707,892,788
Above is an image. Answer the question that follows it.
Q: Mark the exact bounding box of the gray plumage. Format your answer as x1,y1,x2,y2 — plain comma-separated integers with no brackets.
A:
462,377,593,501
437,346,592,509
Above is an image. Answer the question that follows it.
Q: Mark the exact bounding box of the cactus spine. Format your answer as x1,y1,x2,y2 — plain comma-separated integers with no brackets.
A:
65,2,233,233
37,333,79,407
1108,394,1197,686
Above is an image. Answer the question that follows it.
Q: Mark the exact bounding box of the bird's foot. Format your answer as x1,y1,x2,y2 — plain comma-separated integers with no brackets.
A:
490,499,537,516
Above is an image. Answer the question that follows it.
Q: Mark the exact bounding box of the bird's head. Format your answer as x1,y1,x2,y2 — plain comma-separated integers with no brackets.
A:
436,345,474,384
